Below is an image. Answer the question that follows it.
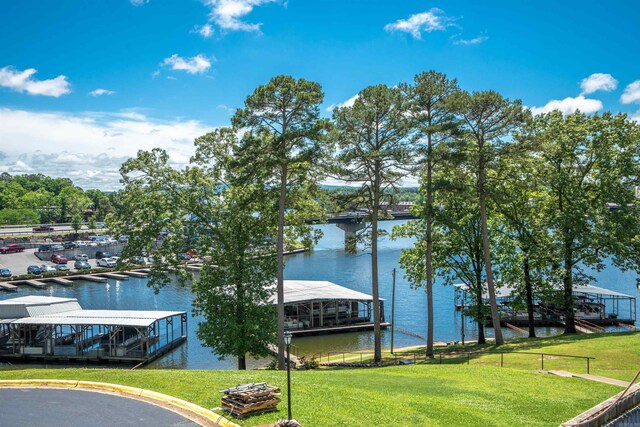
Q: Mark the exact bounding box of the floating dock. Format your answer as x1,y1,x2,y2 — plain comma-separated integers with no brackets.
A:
0,283,18,292
123,271,148,278
22,280,47,289
97,272,129,280
49,277,74,286
72,275,108,283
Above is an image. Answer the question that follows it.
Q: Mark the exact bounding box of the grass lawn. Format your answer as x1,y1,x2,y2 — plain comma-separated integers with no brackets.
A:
0,365,619,426
1,332,637,426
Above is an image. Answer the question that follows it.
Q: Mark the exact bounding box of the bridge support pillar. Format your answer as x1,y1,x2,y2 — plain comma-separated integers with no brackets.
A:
336,222,367,252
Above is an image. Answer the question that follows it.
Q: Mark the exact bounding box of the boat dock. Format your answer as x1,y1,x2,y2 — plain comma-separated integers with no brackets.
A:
0,283,18,292
122,270,148,278
71,275,107,283
49,277,74,286
97,272,129,280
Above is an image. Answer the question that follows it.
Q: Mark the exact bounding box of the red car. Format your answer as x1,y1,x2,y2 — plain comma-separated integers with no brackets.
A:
33,225,54,232
51,253,68,264
0,244,26,254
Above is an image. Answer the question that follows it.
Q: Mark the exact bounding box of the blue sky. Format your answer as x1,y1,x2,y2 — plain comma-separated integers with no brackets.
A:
1,0,639,189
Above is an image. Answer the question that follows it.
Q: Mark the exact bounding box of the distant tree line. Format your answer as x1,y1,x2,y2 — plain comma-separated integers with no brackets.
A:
108,71,640,370
0,172,116,225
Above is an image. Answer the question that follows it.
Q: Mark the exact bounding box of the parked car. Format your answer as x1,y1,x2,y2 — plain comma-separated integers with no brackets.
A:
74,254,89,262
27,265,42,274
32,225,54,232
74,241,88,247
51,253,68,264
129,256,145,265
179,253,191,261
55,264,70,271
0,244,26,254
63,241,78,249
96,257,116,268
74,260,91,270
39,264,56,273
0,268,11,277
96,222,105,229
118,235,129,243
37,244,52,252
95,251,111,259
51,244,64,251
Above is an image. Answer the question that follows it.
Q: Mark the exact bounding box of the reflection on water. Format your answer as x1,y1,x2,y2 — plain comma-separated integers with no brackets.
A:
0,221,637,369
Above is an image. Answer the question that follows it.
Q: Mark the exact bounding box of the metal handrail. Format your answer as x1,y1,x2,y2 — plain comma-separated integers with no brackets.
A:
312,349,595,373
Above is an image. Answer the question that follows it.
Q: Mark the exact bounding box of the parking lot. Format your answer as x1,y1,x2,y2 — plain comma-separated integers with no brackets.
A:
0,247,107,277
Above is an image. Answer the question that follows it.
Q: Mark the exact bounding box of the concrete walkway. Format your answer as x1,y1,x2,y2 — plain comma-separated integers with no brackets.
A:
541,370,630,387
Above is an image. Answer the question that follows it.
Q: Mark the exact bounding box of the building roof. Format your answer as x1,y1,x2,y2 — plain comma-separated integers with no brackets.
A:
455,283,634,299
0,296,185,327
11,310,184,327
277,280,378,304
0,296,82,319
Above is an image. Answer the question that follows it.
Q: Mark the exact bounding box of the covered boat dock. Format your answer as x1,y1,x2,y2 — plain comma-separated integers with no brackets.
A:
278,280,389,336
0,296,187,365
454,283,636,328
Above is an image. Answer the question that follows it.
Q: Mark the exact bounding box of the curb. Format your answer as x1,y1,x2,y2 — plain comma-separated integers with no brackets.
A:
0,379,241,427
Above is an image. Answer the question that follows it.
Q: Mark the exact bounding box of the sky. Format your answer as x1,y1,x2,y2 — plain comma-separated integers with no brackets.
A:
1,0,640,190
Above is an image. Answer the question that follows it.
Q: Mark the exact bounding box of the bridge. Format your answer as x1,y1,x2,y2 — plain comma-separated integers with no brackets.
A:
308,203,418,247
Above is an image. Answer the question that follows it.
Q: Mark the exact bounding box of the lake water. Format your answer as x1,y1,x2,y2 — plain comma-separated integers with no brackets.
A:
1,221,637,369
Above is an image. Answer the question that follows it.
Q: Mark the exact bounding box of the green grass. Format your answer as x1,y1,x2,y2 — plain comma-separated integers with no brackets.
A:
1,332,637,426
315,331,640,382
0,366,619,426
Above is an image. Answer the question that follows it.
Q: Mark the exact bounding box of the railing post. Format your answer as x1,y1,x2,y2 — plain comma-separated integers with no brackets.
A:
501,352,504,368
343,353,345,363
413,352,416,364
467,353,470,365
360,353,363,363
394,355,397,365
439,353,442,365
541,353,544,371
587,358,590,374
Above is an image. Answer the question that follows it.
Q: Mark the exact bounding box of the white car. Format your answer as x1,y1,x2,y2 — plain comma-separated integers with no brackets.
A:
39,264,57,273
96,258,116,268
74,241,88,247
74,254,89,262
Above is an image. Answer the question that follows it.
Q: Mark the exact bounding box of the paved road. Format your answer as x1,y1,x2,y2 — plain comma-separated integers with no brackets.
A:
0,388,200,426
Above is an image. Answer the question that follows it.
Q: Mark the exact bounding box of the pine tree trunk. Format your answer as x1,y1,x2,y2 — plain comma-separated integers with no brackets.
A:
523,253,536,338
476,289,486,344
371,164,382,363
277,164,287,370
425,138,434,358
238,356,247,370
478,154,504,345
563,238,576,334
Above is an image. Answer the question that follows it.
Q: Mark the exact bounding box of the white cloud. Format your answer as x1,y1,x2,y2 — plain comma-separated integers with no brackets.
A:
162,54,212,74
0,108,213,190
0,66,71,97
384,8,454,40
452,34,488,45
530,95,603,115
621,80,640,104
326,94,359,112
630,110,640,123
130,0,148,5
579,73,617,95
204,0,278,33
89,88,115,96
195,24,214,38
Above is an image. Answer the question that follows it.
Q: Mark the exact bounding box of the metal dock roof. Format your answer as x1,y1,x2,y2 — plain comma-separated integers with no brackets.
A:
277,280,379,304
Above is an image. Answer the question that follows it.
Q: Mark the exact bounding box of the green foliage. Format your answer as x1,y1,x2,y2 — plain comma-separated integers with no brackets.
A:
0,208,39,225
71,213,83,234
332,84,413,361
231,75,329,369
531,111,640,332
111,129,280,368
